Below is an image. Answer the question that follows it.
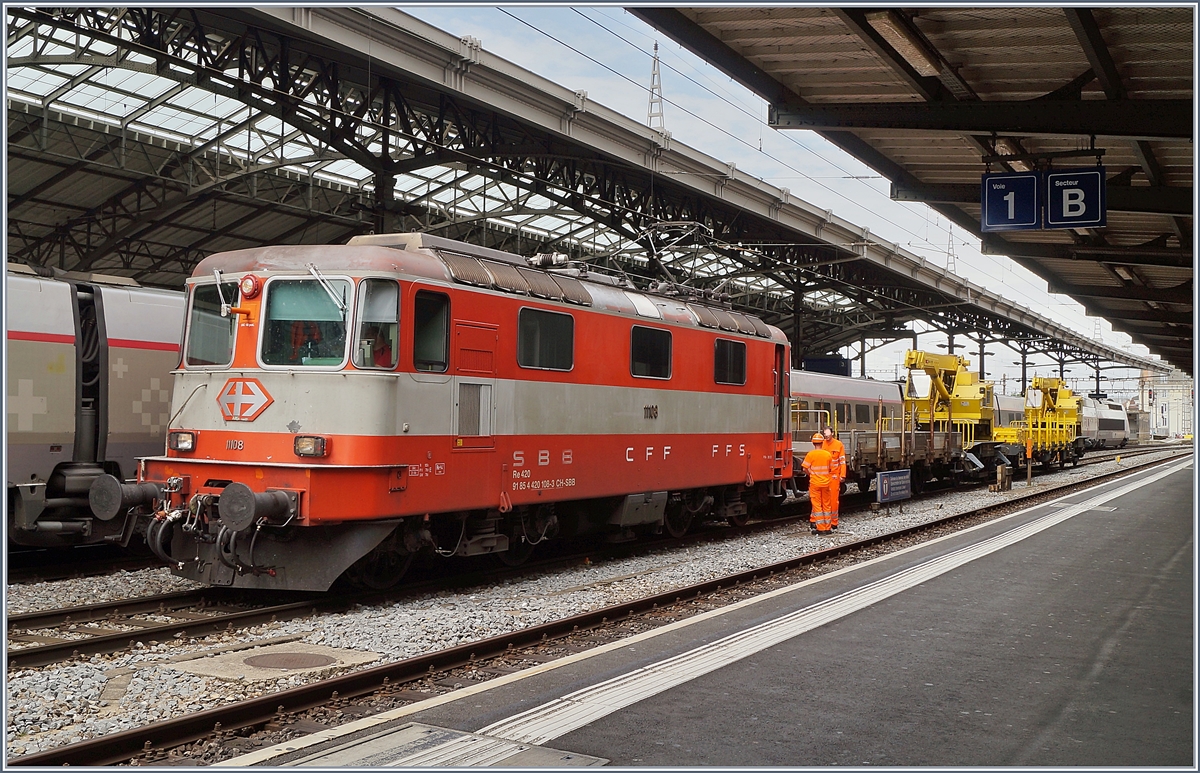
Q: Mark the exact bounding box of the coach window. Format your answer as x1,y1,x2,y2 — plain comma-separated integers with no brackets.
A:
261,278,350,366
796,400,810,427
631,326,671,379
185,280,239,367
837,403,852,426
413,290,449,372
354,279,399,369
714,339,746,385
518,308,574,370
855,404,871,425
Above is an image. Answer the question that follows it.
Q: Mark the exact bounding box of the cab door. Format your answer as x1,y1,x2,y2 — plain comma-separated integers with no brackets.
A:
773,343,792,478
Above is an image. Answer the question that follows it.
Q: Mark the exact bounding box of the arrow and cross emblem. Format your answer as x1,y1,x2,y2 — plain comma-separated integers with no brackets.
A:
216,378,274,421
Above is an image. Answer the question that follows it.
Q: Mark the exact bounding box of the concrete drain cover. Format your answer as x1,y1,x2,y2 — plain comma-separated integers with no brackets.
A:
243,653,337,670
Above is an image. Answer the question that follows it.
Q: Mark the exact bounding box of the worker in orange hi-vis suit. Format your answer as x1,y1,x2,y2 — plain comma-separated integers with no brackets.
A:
822,426,847,531
801,433,835,535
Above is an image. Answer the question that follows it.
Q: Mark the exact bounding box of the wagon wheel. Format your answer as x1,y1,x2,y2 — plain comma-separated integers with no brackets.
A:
348,548,413,590
726,512,751,528
496,532,536,567
664,504,693,539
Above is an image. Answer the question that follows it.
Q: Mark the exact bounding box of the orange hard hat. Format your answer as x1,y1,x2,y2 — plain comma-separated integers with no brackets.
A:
811,433,824,443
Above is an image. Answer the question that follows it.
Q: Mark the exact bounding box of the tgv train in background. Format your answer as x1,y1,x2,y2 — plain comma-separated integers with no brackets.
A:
6,264,185,547
1079,397,1130,449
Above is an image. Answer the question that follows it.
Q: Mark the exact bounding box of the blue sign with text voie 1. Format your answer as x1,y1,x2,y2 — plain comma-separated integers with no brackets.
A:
981,172,1041,232
1044,167,1106,229
876,469,912,504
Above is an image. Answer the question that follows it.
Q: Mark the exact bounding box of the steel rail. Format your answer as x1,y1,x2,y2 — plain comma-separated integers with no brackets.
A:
11,449,1189,767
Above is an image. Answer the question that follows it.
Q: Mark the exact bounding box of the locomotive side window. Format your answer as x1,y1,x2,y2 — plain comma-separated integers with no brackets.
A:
413,291,449,372
517,308,574,370
855,404,871,425
354,279,399,369
631,326,671,379
714,339,746,385
261,279,350,366
185,281,239,367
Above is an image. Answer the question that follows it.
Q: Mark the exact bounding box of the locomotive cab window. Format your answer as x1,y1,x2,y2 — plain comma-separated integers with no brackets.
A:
261,278,350,366
413,290,449,372
518,308,574,370
631,325,671,379
185,280,239,367
354,279,399,369
714,339,746,385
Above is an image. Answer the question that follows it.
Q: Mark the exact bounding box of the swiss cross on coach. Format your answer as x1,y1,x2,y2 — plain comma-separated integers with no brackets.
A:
217,378,273,421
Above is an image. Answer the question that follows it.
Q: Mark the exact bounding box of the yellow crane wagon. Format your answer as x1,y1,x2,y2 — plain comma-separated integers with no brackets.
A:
904,352,1087,480
991,377,1086,470
902,349,993,484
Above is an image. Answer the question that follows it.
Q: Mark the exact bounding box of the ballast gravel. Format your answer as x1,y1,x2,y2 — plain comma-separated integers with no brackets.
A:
4,448,1188,758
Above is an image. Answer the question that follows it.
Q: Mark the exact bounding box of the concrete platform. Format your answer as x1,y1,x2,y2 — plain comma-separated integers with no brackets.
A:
223,457,1193,767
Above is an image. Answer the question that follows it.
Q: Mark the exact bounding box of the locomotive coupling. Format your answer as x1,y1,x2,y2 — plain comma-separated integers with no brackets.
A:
88,475,163,521
217,483,296,532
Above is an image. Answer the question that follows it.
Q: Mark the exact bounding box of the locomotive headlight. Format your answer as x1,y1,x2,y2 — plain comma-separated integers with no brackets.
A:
168,431,196,452
239,274,261,299
294,435,328,458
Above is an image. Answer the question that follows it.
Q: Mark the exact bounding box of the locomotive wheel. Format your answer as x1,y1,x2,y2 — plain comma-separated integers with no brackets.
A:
496,535,535,567
664,505,693,539
348,548,413,590
726,512,751,528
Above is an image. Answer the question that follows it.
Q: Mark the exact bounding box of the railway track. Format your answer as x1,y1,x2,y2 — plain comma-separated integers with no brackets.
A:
5,445,1180,670
5,443,1174,589
11,447,1190,767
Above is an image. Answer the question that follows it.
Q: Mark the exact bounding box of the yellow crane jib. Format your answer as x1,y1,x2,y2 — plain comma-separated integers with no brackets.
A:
903,350,996,430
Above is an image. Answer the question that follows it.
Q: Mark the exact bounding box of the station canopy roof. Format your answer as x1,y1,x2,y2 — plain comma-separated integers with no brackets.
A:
4,6,1176,374
631,6,1193,376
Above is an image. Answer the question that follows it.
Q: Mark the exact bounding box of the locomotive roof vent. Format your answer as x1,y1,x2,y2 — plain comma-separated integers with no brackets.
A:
348,232,525,266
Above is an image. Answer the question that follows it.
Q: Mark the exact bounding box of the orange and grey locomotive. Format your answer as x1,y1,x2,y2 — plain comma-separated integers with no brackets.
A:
90,233,793,591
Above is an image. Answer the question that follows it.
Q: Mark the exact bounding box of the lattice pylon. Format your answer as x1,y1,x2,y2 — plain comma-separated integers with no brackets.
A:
647,42,665,131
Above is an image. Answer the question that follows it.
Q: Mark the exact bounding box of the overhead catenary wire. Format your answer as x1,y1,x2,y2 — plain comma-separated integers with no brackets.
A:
524,8,1027,295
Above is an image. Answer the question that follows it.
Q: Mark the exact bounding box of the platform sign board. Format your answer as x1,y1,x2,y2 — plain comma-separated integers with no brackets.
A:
981,172,1041,232
1044,167,1106,229
876,469,912,503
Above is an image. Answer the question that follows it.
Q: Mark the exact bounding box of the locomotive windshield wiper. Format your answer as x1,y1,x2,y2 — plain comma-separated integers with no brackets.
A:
306,263,347,320
212,269,232,317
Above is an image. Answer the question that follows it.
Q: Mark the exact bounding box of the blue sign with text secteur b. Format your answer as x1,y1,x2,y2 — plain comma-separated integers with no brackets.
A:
1044,167,1106,229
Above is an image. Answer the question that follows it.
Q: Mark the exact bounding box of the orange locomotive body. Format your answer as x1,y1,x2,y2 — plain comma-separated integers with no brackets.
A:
90,233,792,590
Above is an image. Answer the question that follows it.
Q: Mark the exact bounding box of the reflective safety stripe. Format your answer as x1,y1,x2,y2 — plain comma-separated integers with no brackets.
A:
805,465,830,474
